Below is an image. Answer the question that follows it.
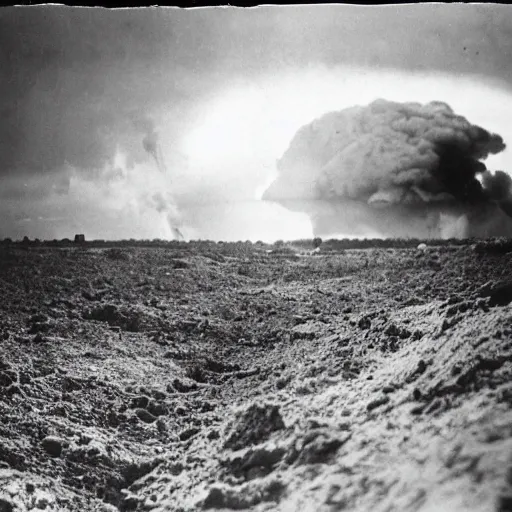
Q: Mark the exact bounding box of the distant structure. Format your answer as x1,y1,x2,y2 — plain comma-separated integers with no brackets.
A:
74,234,85,243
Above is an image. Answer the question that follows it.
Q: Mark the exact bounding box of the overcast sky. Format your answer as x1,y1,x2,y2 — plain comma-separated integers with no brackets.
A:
1,4,512,241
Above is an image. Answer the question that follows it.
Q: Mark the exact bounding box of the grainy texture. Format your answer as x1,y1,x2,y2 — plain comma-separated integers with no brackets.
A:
0,241,511,511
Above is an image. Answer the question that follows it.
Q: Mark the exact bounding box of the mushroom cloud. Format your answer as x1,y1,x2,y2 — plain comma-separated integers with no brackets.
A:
262,99,512,239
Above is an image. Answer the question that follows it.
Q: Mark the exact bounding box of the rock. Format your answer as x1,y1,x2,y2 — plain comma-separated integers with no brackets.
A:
295,431,348,465
82,290,100,301
170,378,198,393
366,395,390,411
292,315,307,325
202,487,225,509
135,408,157,424
224,403,285,451
35,496,50,509
384,323,409,338
412,388,423,400
78,433,93,445
151,389,167,401
405,359,428,383
179,427,201,442
358,317,371,330
410,404,425,415
41,436,65,457
276,376,289,390
417,243,427,251
130,395,150,409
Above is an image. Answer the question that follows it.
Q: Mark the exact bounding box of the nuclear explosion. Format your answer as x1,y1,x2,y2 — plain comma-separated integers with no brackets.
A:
263,98,512,239
5,5,512,511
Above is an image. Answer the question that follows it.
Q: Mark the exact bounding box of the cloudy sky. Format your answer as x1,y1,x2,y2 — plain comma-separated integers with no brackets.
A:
1,3,512,241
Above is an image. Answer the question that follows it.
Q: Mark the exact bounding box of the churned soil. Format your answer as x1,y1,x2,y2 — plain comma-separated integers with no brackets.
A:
1,241,512,512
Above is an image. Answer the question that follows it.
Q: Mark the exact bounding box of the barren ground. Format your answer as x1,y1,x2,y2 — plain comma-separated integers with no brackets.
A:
1,241,512,512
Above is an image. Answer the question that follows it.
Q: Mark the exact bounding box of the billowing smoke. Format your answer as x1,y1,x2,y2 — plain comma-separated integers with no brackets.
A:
263,99,512,239
132,115,186,241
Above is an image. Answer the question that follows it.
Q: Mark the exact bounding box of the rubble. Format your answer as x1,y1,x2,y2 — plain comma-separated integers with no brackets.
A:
0,242,511,511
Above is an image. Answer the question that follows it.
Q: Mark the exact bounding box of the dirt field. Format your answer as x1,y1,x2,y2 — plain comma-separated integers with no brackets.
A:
1,240,512,512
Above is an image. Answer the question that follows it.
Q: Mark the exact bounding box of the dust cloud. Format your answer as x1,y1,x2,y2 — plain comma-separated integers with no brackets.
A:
259,81,512,239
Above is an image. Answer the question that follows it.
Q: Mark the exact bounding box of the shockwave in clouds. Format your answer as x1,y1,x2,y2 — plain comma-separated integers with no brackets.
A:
263,99,512,238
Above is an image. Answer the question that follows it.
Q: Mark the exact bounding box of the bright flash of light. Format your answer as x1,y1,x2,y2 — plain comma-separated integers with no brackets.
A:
174,65,512,240
181,65,512,177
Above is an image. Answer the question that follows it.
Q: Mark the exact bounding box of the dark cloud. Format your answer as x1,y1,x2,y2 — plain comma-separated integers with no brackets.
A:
263,99,512,238
1,4,512,178
0,6,221,176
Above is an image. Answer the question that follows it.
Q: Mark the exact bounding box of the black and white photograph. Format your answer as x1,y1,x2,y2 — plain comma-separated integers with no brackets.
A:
1,3,512,511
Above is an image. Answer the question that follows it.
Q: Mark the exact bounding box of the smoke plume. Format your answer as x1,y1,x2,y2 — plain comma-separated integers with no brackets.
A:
263,99,512,238
132,114,186,241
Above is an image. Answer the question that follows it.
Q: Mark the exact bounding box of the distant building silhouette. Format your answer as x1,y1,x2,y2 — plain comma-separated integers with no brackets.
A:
74,234,85,243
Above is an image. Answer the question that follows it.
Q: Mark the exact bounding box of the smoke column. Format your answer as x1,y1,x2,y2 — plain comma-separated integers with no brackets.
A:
143,128,167,176
263,99,512,239
137,118,186,241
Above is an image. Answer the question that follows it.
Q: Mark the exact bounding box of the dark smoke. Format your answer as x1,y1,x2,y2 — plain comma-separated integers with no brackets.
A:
263,99,512,238
130,113,165,173
481,169,512,202
131,114,185,241
142,131,158,163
